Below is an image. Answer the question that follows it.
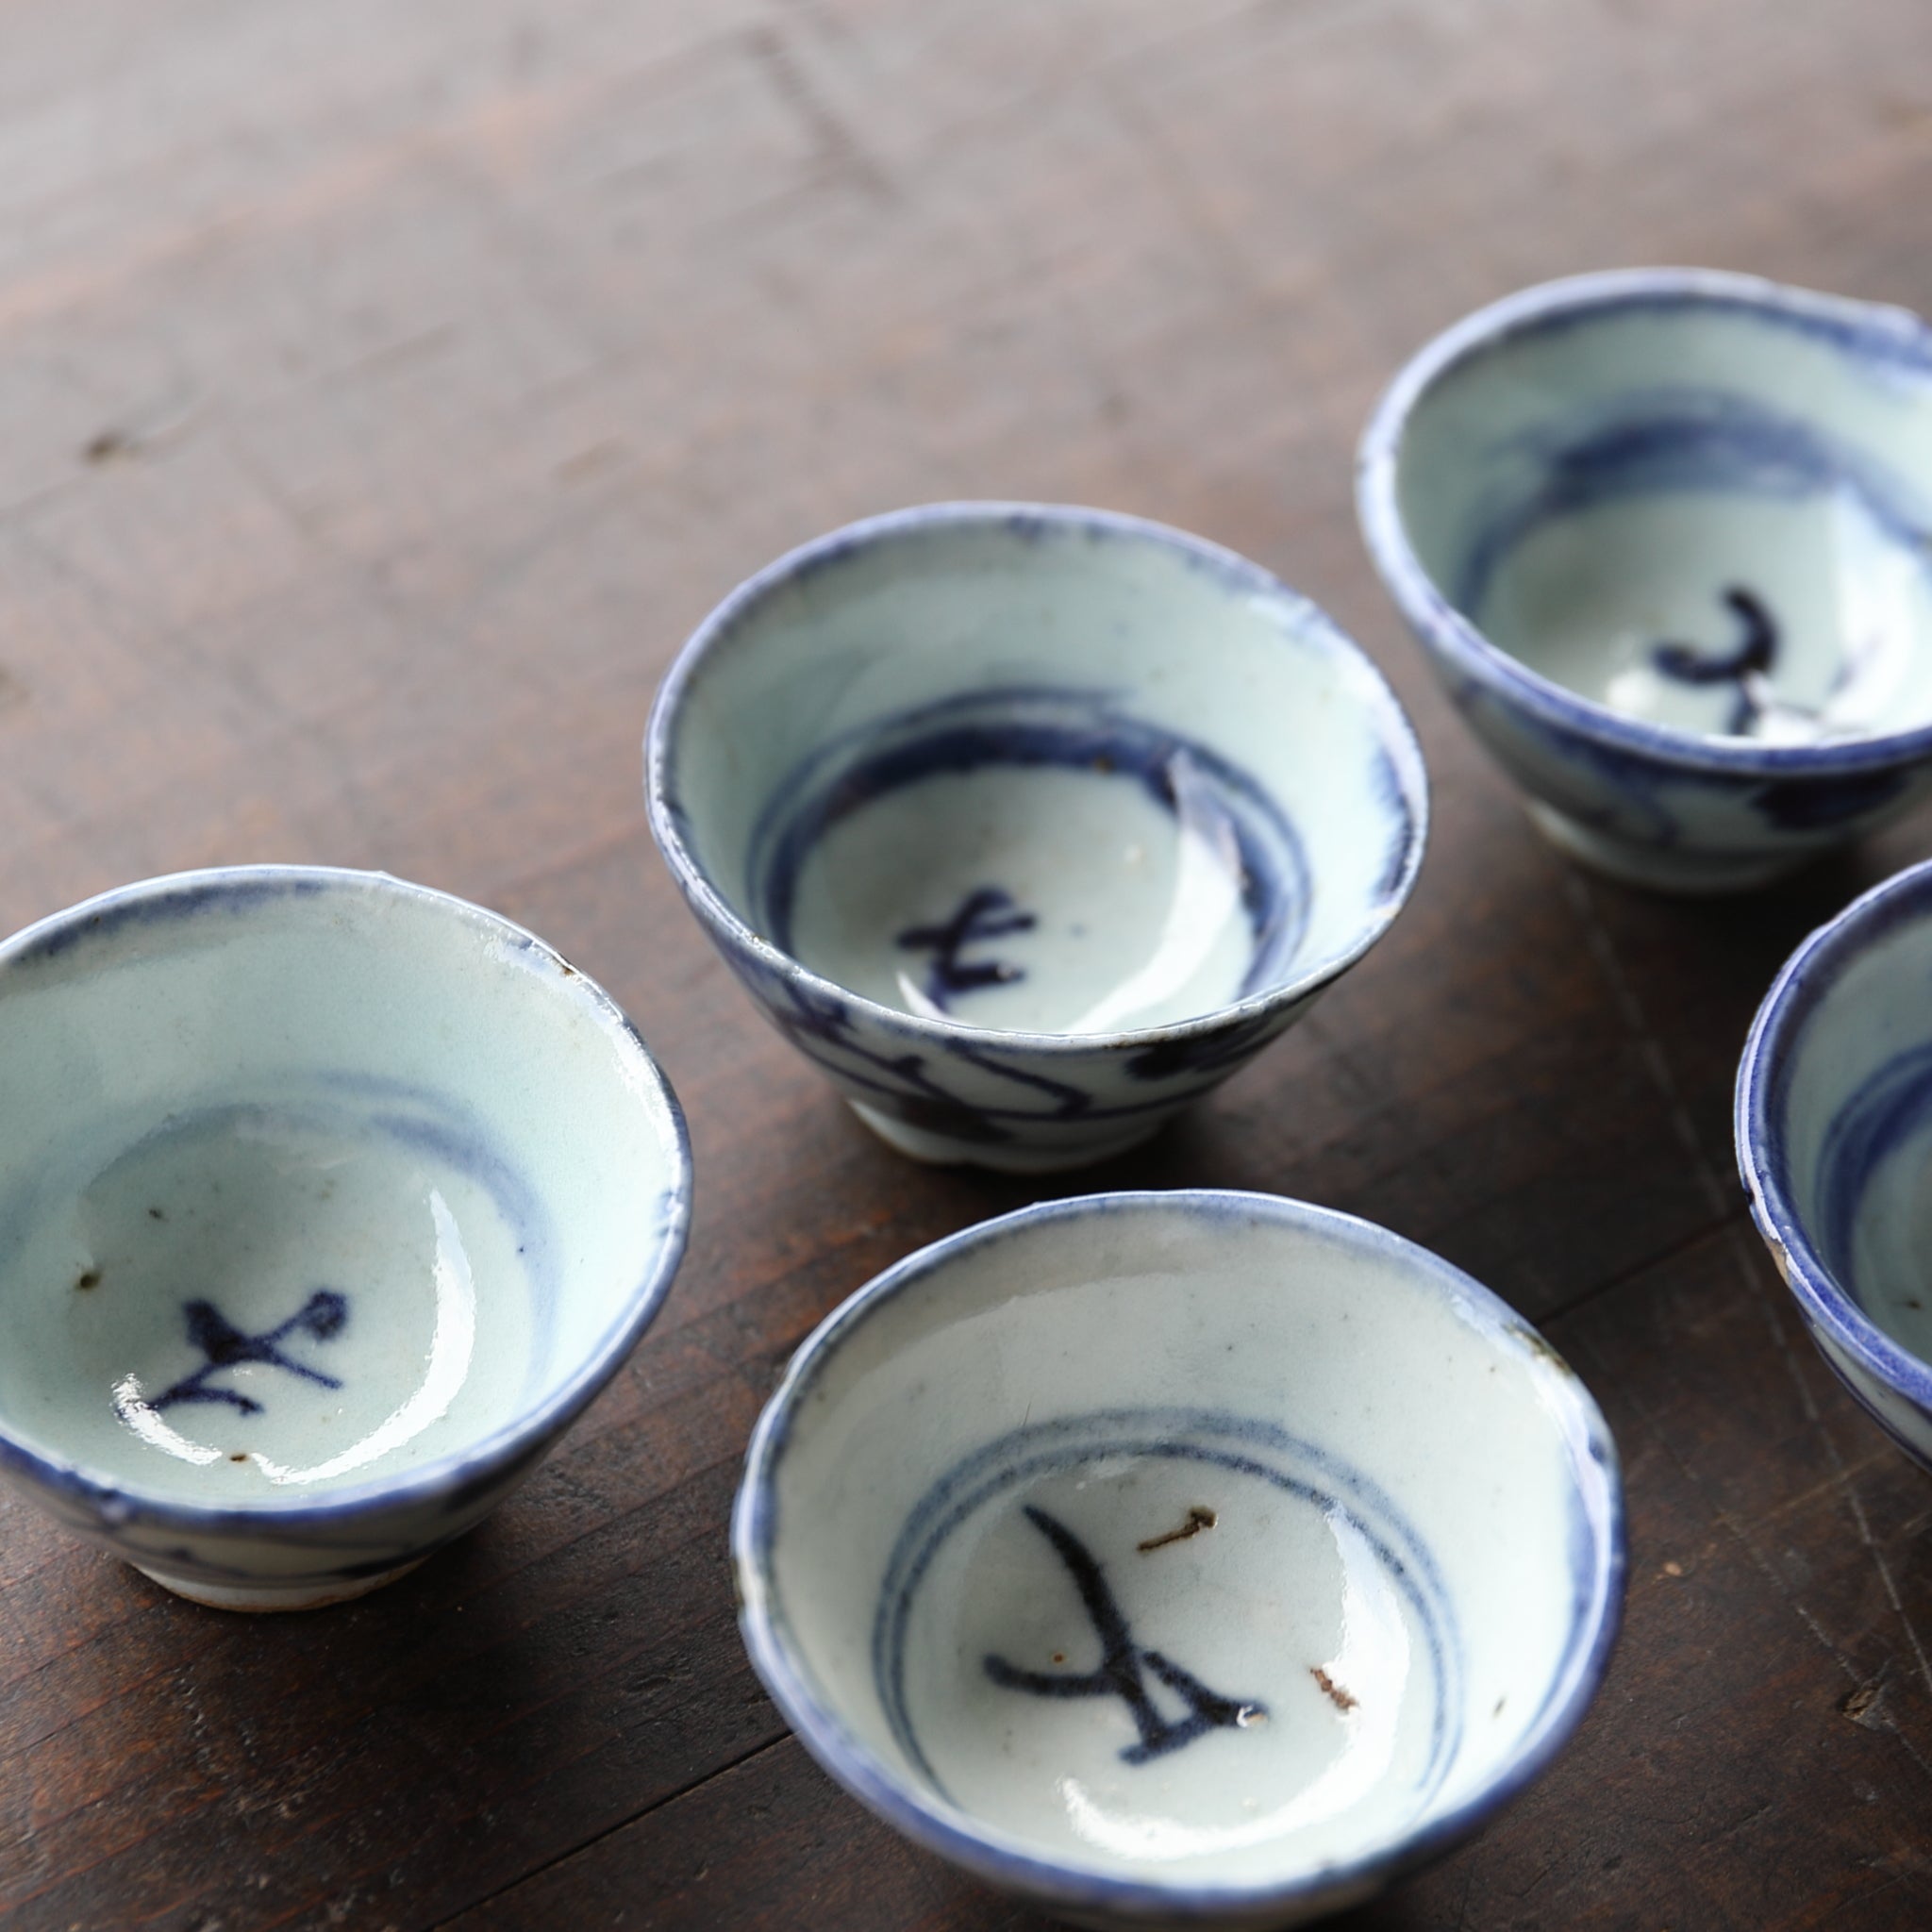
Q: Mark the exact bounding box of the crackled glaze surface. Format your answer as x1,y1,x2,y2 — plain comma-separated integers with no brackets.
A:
0,869,691,1609
735,1193,1624,1929
647,505,1426,1171
1360,270,1932,891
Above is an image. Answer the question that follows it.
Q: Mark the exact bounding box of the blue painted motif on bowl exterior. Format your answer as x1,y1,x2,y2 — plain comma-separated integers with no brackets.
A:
647,503,1428,1173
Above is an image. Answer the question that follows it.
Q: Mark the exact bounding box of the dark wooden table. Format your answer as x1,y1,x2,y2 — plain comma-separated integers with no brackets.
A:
5,2,1932,1925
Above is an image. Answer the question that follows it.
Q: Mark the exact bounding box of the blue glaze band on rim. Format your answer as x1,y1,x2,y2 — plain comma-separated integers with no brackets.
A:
1357,266,1932,778
0,865,693,1541
645,502,1430,1058
1736,858,1932,1418
731,1191,1626,1924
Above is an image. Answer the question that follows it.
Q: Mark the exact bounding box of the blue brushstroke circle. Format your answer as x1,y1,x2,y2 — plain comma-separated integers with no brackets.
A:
870,1407,1461,1818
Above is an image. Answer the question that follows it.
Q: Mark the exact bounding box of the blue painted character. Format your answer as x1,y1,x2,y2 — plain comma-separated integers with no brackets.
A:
151,1289,349,1416
984,1504,1264,1763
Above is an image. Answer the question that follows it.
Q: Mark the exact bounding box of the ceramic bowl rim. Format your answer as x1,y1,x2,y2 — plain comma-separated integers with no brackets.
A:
1736,857,1932,1412
732,1189,1626,1921
645,500,1430,1058
1357,264,1932,776
0,864,693,1534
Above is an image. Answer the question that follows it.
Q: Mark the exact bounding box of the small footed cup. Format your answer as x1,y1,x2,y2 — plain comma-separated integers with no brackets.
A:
0,868,691,1610
646,503,1427,1173
734,1191,1624,1929
1359,269,1932,891
1738,858,1932,1472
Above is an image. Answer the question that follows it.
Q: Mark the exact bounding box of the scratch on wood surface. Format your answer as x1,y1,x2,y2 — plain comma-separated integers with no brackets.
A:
1735,1516,1932,1780
1724,1221,1932,1706
325,323,458,384
552,440,630,486
745,24,894,200
81,428,137,464
1095,66,1273,308
1699,1799,1775,1847
1739,1447,1899,1534
76,399,199,470
1568,1310,1932,1786
1812,1865,1932,1924
1559,872,1730,1219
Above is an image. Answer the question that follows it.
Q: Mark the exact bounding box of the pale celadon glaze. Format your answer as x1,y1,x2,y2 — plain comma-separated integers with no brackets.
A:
0,868,691,1610
647,505,1427,1173
1359,269,1932,891
734,1193,1624,1931
1738,859,1932,1472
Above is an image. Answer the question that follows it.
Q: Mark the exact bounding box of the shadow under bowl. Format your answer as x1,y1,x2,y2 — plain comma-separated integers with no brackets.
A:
646,502,1427,1174
734,1191,1624,1930
1359,268,1932,892
0,867,691,1610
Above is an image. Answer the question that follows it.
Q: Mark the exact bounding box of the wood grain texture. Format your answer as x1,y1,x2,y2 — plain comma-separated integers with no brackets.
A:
3,0,1932,1926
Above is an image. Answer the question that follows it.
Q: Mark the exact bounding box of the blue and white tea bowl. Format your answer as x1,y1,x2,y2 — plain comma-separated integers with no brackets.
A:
0,868,691,1610
734,1192,1624,1930
1359,269,1932,892
646,504,1427,1173
1737,859,1932,1471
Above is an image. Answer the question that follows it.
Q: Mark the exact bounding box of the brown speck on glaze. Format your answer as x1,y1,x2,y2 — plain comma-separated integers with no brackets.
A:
148,1207,165,1221
75,1269,102,1291
1311,1666,1358,1712
1139,1505,1217,1553
230,1453,248,1463
1508,1324,1574,1377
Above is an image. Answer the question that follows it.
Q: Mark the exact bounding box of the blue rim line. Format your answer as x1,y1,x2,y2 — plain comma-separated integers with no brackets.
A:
730,1190,1625,1922
1735,858,1932,1415
644,501,1430,1059
0,866,693,1537
1357,266,1932,777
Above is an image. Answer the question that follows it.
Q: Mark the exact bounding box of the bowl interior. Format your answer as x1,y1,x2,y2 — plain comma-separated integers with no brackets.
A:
1759,881,1932,1369
1393,286,1932,745
0,874,686,1507
747,1197,1618,1895
660,510,1420,1037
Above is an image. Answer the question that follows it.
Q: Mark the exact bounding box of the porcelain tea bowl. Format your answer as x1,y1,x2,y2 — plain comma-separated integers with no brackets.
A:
734,1191,1624,1930
1358,268,1932,892
646,503,1427,1173
0,867,691,1611
1737,858,1932,1470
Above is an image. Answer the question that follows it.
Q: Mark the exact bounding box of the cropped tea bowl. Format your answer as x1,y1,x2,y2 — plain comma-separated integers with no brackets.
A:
1358,268,1932,892
734,1191,1624,1930
1737,858,1932,1470
0,867,691,1610
646,503,1427,1173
